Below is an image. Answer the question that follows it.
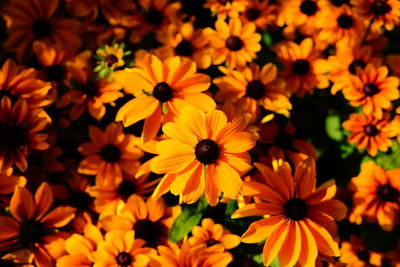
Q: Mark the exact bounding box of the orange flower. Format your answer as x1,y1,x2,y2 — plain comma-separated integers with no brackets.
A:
342,113,398,156
114,54,215,142
214,63,291,117
0,168,26,207
205,18,261,68
204,0,248,19
101,195,179,248
343,64,399,119
339,236,383,267
92,230,155,267
150,106,256,206
240,0,276,30
232,159,347,266
0,182,76,267
188,218,240,250
352,0,400,30
275,38,329,96
349,161,400,231
0,97,49,172
2,0,82,61
78,123,144,185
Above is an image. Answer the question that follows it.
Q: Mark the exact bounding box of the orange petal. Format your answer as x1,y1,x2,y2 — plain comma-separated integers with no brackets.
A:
10,186,34,222
262,220,290,266
40,206,76,228
34,182,53,219
241,215,285,243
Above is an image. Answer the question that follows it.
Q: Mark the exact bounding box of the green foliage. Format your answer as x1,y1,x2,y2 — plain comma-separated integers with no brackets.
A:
363,140,400,170
325,113,344,142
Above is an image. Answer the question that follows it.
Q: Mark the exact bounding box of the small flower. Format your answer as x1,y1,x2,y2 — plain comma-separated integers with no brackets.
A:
94,42,129,80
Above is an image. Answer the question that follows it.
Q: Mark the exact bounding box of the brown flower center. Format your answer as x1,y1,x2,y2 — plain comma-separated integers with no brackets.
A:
0,125,27,152
330,0,349,7
175,40,193,56
145,8,164,28
117,180,138,201
337,14,354,29
45,65,66,82
300,0,318,16
370,0,392,16
133,219,166,248
225,36,244,51
116,252,132,266
32,19,53,39
106,55,119,67
246,80,265,100
195,139,220,165
292,59,310,76
284,198,308,220
377,184,398,202
364,124,379,136
206,238,219,246
348,59,366,74
245,8,261,21
152,82,173,103
19,221,45,244
100,144,121,163
363,83,379,96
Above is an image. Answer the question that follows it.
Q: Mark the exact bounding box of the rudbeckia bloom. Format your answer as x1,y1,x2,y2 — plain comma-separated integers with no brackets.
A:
339,236,383,267
349,161,400,231
214,63,292,118
351,0,400,30
2,0,82,61
78,123,144,185
0,97,49,172
342,113,398,156
204,0,248,19
205,18,261,68
275,38,329,96
0,183,76,267
240,0,276,30
0,168,26,207
342,64,399,119
150,106,256,206
114,54,216,142
232,159,347,266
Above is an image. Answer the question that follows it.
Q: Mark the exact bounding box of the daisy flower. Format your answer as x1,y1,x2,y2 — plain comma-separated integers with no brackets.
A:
150,105,256,206
204,0,249,19
114,54,215,142
240,0,276,30
232,159,347,266
352,0,400,30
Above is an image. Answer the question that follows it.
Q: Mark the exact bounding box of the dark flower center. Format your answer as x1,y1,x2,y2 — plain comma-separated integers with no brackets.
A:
284,198,308,220
19,221,45,244
364,124,379,136
133,219,166,248
246,80,265,100
85,83,99,98
356,250,370,263
116,252,132,266
300,0,318,16
32,19,53,39
206,238,219,246
245,8,261,21
195,139,220,165
152,82,173,103
363,83,379,96
370,0,392,16
175,40,193,56
0,125,27,152
330,0,350,7
106,55,119,67
100,144,121,163
348,59,366,74
145,8,164,28
337,14,354,29
275,133,293,150
69,191,92,209
292,59,310,76
377,184,398,202
225,36,244,51
45,65,66,82
218,0,231,4
117,180,138,201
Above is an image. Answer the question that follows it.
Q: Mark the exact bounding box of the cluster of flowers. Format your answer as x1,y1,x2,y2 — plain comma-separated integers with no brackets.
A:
0,0,400,266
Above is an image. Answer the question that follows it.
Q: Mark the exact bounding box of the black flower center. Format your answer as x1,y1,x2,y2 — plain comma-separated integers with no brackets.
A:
225,36,244,51
117,180,138,201
100,144,121,163
246,80,265,100
300,0,318,16
85,83,99,98
356,250,370,263
32,19,53,39
364,124,379,136
152,82,173,103
70,191,92,209
348,59,366,74
370,0,392,16
195,139,220,165
45,65,66,82
133,219,166,248
330,0,349,7
337,14,354,29
292,59,310,76
175,40,193,56
377,184,398,202
206,238,219,246
145,8,164,28
19,221,45,244
363,83,379,96
284,198,308,220
116,252,132,266
106,55,119,67
0,125,27,152
245,8,261,21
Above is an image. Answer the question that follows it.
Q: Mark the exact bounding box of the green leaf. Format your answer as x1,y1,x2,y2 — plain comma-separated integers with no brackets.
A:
263,32,273,47
225,200,237,216
161,103,168,115
93,64,104,73
142,89,153,96
325,114,344,141
269,256,281,267
363,140,400,170
97,68,109,80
